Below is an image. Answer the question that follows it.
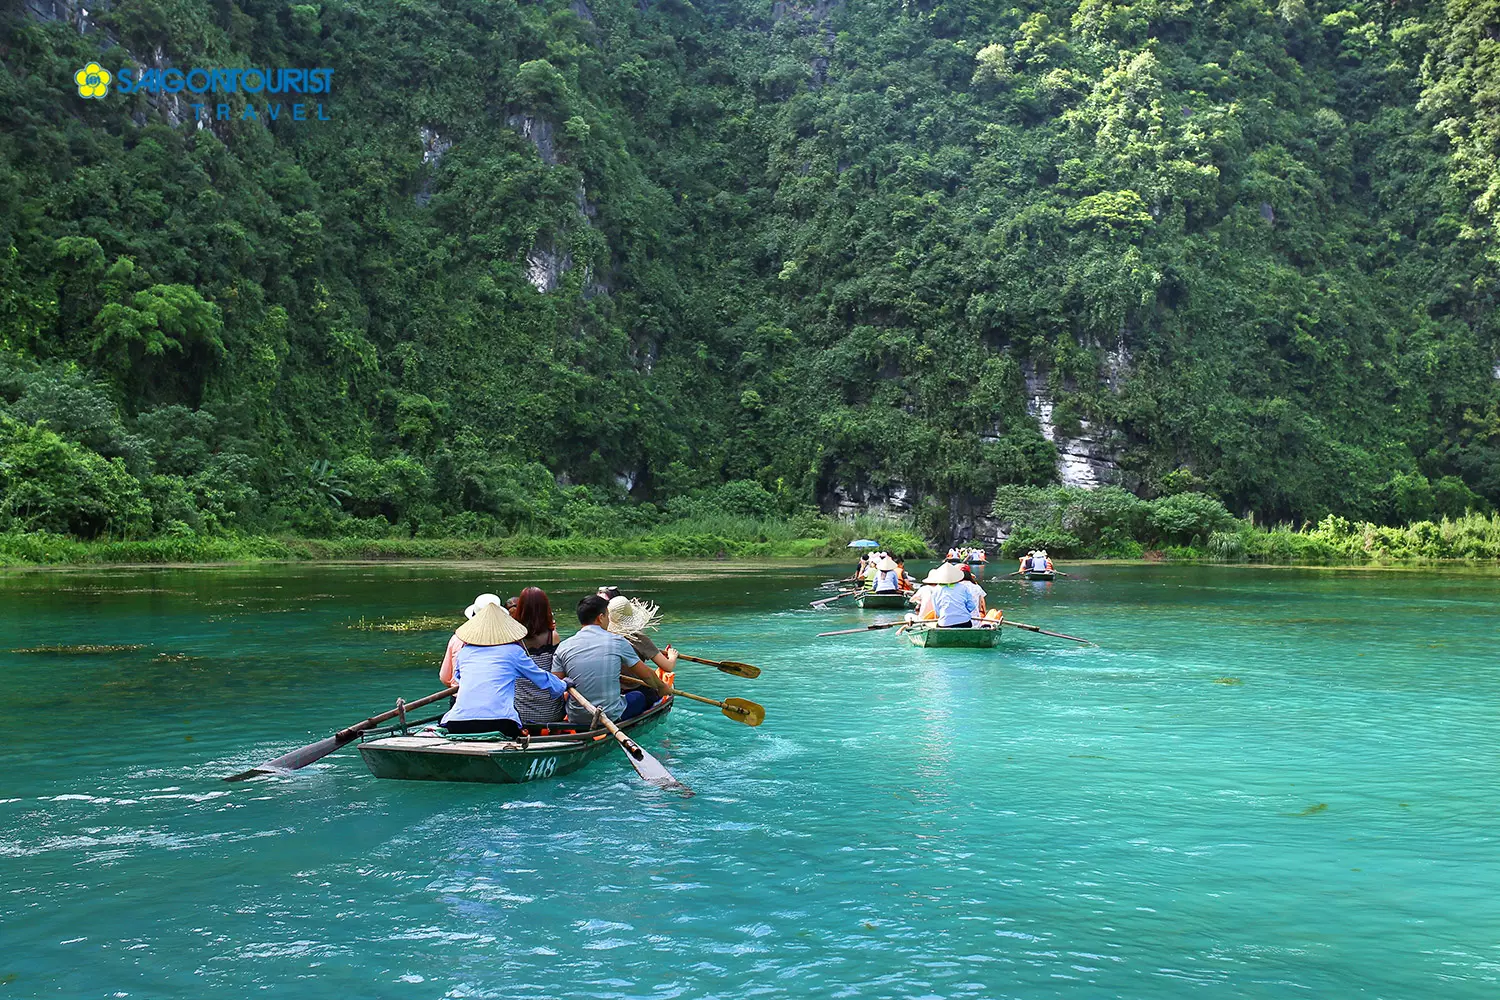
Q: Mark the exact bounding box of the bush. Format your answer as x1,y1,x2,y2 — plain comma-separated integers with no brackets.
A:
1145,492,1236,545
1063,486,1148,544
1001,529,1083,557
0,416,151,538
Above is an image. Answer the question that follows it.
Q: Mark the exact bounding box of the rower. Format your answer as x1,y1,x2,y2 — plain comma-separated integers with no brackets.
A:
906,563,960,623
927,562,977,628
606,594,678,689
958,563,987,615
597,587,679,680
439,604,571,738
555,595,673,727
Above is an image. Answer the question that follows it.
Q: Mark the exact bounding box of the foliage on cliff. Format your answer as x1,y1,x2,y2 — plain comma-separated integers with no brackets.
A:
1,0,1499,544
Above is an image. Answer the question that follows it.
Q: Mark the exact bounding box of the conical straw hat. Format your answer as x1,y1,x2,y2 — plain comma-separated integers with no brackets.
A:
605,596,662,637
454,602,527,646
923,562,963,585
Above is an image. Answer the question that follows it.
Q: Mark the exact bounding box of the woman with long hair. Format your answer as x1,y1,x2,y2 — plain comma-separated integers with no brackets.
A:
511,587,565,725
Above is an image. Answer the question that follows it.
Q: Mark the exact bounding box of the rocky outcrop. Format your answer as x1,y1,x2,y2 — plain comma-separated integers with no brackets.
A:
414,127,452,206
828,482,1004,548
506,114,559,165
769,0,839,92
830,482,912,519
506,113,612,296
1023,360,1123,489
525,247,572,294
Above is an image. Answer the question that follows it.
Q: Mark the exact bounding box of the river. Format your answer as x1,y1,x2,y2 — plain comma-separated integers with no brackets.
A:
1,562,1496,997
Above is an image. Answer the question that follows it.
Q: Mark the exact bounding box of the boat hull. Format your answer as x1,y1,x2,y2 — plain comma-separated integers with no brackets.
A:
856,592,910,609
1023,571,1056,581
359,698,674,784
903,625,1002,648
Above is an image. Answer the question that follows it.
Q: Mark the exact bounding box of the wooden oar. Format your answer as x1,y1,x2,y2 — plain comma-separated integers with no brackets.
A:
224,686,458,781
621,677,764,726
998,618,1095,645
811,590,861,609
674,653,761,679
567,687,691,794
817,620,909,638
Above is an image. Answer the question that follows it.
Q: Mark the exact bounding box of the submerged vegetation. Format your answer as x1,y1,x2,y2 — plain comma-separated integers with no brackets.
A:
3,1,1500,556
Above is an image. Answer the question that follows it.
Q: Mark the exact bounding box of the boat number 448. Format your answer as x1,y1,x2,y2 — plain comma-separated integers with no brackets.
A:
524,756,558,781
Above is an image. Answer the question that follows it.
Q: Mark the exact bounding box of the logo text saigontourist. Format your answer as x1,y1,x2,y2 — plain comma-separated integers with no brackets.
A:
77,65,336,121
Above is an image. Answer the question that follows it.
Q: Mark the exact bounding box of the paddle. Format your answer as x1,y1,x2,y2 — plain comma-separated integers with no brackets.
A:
817,620,908,638
810,590,861,609
224,685,458,781
998,618,1095,645
567,687,692,795
674,652,761,679
672,691,765,727
621,677,765,727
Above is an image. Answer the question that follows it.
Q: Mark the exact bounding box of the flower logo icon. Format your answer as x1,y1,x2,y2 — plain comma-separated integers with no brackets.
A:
75,62,112,99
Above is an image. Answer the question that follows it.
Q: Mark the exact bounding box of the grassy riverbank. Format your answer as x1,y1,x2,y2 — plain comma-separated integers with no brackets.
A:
4,512,1500,567
0,514,932,567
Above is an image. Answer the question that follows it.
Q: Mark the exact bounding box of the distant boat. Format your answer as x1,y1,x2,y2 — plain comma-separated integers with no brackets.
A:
855,591,910,609
901,623,1002,648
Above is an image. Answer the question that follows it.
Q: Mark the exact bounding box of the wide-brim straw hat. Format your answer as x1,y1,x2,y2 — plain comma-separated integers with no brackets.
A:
606,596,662,637
875,556,897,572
923,563,964,585
454,602,527,645
464,593,502,619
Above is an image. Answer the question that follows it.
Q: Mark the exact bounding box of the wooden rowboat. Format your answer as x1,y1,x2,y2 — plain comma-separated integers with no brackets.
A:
856,591,911,609
359,697,674,784
1023,570,1056,581
902,624,1002,648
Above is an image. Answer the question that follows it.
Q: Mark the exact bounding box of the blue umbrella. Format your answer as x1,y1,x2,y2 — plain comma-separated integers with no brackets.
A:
847,539,880,548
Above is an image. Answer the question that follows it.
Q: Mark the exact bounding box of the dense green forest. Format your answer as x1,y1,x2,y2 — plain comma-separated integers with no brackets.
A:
3,0,1500,554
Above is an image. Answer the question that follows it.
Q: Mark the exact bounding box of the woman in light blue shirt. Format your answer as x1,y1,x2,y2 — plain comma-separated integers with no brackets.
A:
927,562,978,627
442,604,570,738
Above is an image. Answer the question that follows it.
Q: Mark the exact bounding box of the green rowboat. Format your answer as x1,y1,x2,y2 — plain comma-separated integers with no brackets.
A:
359,697,674,784
1022,570,1056,581
902,624,1002,648
856,591,910,609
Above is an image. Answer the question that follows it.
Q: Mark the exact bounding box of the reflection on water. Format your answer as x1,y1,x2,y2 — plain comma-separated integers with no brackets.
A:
0,562,1497,997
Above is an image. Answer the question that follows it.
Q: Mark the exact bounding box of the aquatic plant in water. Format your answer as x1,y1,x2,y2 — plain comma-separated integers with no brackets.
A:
348,615,456,632
11,644,145,654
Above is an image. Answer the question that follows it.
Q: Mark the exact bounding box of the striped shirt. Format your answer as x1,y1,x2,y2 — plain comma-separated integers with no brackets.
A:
514,632,564,724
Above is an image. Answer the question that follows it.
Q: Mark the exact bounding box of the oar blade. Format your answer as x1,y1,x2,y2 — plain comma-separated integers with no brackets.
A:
721,697,765,727
620,741,693,795
715,660,761,679
224,734,347,782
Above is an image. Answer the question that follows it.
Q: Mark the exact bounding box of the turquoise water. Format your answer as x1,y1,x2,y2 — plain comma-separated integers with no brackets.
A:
1,562,1498,997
